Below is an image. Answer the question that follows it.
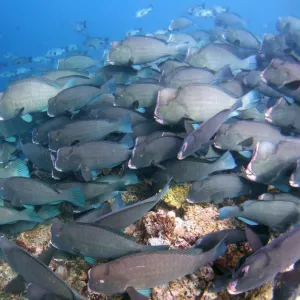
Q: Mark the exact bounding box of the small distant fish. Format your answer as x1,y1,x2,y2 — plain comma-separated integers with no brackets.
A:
169,17,193,31
16,67,30,75
154,29,168,35
136,5,153,18
32,56,52,64
12,57,32,66
0,177,86,207
228,227,300,294
84,37,108,50
57,55,100,70
0,71,15,78
4,52,17,59
88,238,226,294
45,48,66,57
51,221,168,260
66,44,80,52
74,20,87,32
212,5,229,15
126,28,142,36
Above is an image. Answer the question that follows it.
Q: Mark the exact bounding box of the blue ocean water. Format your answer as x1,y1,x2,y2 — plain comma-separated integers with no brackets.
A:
0,0,298,90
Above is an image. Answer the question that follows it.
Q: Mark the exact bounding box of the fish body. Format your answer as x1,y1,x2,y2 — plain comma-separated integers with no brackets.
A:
188,174,263,204
88,239,226,294
136,5,153,18
215,12,246,28
154,84,260,124
45,48,66,57
1,177,85,207
228,227,300,294
0,77,62,119
48,116,132,151
51,221,167,259
55,140,132,181
214,120,287,152
186,43,257,71
58,55,100,70
168,17,193,31
128,131,183,169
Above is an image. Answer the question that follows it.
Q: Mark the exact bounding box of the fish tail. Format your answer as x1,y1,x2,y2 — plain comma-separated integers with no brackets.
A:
242,55,257,71
122,170,139,185
120,134,134,148
239,89,261,111
67,187,86,208
118,114,132,134
13,160,30,178
37,205,60,220
24,208,43,222
212,64,233,84
218,206,241,220
213,151,236,172
211,237,227,261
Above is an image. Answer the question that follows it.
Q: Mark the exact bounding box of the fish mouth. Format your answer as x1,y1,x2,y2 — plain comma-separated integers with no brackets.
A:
47,112,55,117
128,159,137,169
264,107,273,123
289,178,299,187
154,116,165,125
258,193,266,200
260,72,268,84
177,151,184,160
213,142,222,149
244,166,257,181
227,280,240,295
54,161,63,172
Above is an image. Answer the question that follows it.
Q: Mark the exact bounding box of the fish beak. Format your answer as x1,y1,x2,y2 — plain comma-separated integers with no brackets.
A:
227,280,240,295
264,107,273,123
154,117,165,125
260,72,267,84
244,166,257,181
177,151,184,160
128,159,137,169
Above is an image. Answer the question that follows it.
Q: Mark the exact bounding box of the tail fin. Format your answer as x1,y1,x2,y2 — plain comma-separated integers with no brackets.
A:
117,114,132,134
37,205,60,220
212,64,233,84
210,236,227,261
239,89,261,111
242,55,257,70
122,170,139,185
100,78,116,94
24,208,43,222
120,134,134,148
67,187,86,207
218,206,241,220
212,151,236,173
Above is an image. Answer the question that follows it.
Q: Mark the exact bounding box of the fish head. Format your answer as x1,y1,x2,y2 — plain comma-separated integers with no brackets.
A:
88,264,126,294
228,251,270,294
108,46,131,66
55,147,80,172
265,98,291,125
154,88,184,124
261,59,288,87
128,136,149,169
48,130,62,151
47,97,65,117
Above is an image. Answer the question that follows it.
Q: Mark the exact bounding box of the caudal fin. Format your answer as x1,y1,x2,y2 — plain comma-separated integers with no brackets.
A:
37,205,60,220
67,187,86,207
239,89,261,111
117,114,132,134
24,208,43,223
122,170,139,185
213,151,236,173
218,206,241,220
242,55,257,70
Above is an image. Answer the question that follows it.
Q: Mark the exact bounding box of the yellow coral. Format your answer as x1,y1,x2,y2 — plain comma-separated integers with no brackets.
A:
162,185,190,209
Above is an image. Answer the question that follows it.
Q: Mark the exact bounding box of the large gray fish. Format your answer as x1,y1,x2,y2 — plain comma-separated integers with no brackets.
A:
54,139,132,182
260,34,291,60
214,120,287,152
168,17,193,31
219,200,300,230
154,151,236,183
32,116,71,145
48,115,132,151
276,16,300,33
128,131,183,169
186,43,257,72
20,142,53,172
160,65,233,88
88,238,226,294
261,58,300,103
0,77,64,120
57,55,100,70
245,140,300,184
158,59,190,76
51,221,168,260
188,174,265,204
178,99,242,159
222,28,261,50
107,36,186,67
228,227,300,294
154,84,260,124
0,207,42,225
0,235,83,300
47,84,108,117
265,98,300,133
114,82,163,109
1,177,85,207
86,181,170,228
215,12,246,28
